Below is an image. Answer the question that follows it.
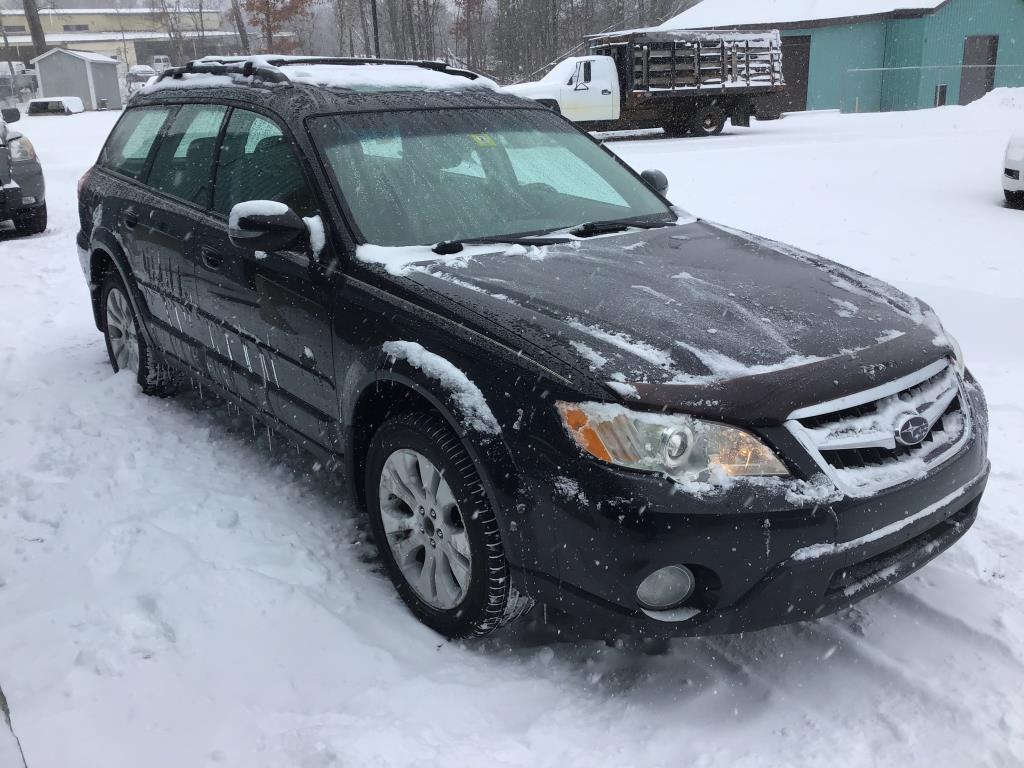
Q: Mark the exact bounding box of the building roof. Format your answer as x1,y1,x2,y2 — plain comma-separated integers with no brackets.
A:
1,7,206,15
5,29,235,45
658,0,947,29
31,47,119,65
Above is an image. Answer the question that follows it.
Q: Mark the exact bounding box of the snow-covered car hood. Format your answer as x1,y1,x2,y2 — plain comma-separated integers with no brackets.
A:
407,220,954,422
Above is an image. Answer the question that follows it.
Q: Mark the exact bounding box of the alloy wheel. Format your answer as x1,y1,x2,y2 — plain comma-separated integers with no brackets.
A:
105,286,141,374
377,448,473,610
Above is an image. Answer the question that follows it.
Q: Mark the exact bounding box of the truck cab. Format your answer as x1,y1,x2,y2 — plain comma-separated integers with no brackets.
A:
504,56,620,122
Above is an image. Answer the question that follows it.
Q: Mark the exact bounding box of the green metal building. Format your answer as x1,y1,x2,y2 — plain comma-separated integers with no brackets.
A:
659,0,1024,112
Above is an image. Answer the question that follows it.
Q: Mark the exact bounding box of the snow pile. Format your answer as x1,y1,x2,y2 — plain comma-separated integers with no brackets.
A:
382,341,500,434
966,87,1024,114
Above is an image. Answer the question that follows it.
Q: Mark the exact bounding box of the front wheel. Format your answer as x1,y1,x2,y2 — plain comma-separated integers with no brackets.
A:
101,272,176,396
366,412,531,637
1006,190,1024,209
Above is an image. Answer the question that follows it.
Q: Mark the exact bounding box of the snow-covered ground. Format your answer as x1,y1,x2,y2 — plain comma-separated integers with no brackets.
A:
1,95,1023,768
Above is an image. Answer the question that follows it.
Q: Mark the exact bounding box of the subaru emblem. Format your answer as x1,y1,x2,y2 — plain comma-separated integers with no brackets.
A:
895,414,931,447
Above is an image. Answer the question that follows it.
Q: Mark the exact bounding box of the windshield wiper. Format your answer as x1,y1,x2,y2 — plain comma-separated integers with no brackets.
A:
432,235,571,255
569,218,674,238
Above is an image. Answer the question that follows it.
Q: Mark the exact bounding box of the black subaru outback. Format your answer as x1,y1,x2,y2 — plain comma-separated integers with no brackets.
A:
77,57,989,639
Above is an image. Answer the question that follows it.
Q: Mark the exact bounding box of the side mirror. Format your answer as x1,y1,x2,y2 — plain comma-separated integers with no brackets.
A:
1,107,20,123
228,200,306,253
574,81,589,91
641,169,669,196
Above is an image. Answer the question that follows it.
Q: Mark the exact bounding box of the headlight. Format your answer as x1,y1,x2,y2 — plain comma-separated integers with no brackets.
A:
556,401,788,483
8,137,36,162
947,332,965,376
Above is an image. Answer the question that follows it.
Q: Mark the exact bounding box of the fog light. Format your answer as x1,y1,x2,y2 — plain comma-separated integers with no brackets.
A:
22,197,36,205
636,565,696,611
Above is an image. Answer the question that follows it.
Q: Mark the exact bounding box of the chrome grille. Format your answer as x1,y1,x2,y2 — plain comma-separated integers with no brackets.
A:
786,359,970,496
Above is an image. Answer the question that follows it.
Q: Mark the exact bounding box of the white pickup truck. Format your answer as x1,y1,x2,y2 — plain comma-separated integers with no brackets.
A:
506,28,785,136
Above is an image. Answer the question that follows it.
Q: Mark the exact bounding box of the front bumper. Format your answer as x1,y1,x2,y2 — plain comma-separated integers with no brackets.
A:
517,375,989,638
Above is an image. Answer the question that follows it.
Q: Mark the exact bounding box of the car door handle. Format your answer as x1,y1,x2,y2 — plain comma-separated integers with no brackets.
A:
200,248,223,271
123,210,138,230
602,89,612,95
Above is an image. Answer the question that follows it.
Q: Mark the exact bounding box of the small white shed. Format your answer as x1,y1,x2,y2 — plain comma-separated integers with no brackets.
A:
30,48,122,111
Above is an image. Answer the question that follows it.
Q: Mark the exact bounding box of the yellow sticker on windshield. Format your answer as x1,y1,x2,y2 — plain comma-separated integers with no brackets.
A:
469,133,496,147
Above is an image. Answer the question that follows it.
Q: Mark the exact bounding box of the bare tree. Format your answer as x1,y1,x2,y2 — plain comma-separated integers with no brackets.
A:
20,0,46,58
229,0,251,54
152,0,189,62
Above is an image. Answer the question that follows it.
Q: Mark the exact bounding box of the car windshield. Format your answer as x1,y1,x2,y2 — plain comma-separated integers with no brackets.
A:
309,107,675,247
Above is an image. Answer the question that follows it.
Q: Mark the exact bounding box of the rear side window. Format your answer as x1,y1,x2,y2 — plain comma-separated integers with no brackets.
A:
147,104,227,206
100,107,173,180
212,109,317,217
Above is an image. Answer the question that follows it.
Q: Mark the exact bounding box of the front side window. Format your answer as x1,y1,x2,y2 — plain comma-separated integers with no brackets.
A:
213,109,317,217
100,107,173,179
309,107,673,247
147,104,227,206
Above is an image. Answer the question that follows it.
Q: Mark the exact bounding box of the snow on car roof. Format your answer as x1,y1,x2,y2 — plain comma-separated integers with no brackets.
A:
657,0,946,28
281,62,497,91
142,56,498,95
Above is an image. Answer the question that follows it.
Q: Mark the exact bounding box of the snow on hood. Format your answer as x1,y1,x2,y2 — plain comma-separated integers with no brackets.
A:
405,220,940,389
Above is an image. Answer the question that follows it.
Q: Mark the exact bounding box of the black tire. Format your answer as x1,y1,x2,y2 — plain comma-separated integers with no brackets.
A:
1006,190,1024,210
12,203,46,236
692,106,727,136
365,412,531,637
100,271,177,396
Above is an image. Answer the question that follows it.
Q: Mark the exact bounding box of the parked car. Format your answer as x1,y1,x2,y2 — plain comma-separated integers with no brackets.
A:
1,106,47,235
1005,131,1023,208
27,96,84,115
76,57,988,640
151,55,172,72
127,64,158,94
505,29,785,136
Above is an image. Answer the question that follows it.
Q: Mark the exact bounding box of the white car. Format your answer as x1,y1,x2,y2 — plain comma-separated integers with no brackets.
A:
1005,131,1024,209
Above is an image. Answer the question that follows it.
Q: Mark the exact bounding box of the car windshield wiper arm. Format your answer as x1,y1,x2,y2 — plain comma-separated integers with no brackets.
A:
432,235,572,255
569,218,674,238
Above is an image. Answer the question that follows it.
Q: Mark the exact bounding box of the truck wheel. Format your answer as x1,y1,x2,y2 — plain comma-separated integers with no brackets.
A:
1006,190,1024,209
13,204,47,236
693,106,727,136
366,412,532,638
